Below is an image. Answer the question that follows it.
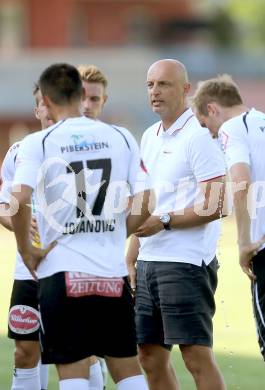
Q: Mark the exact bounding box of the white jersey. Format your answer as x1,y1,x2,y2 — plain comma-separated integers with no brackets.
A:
138,108,226,266
0,142,33,280
219,108,265,246
14,116,144,279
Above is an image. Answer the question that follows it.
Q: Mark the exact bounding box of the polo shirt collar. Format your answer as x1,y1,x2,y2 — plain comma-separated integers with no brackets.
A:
158,108,194,136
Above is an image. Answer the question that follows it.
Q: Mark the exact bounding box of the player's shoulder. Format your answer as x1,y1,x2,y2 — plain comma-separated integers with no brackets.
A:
220,112,249,136
106,123,138,150
1,141,21,170
141,121,161,148
8,141,20,153
221,108,265,131
247,108,265,124
1,142,20,175
5,141,21,160
143,120,161,138
184,114,212,145
21,121,64,146
19,130,44,151
107,122,131,136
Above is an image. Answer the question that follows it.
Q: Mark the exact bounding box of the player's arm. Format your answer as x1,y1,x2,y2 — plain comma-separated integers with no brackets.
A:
11,134,55,279
169,175,227,227
135,175,227,237
0,216,12,231
126,188,152,237
126,234,140,290
0,145,18,231
230,163,265,279
172,175,227,226
230,163,251,247
11,184,33,256
11,185,55,280
0,203,13,231
0,199,39,236
221,124,265,279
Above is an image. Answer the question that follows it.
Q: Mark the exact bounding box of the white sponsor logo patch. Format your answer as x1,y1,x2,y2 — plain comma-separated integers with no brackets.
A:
8,305,39,334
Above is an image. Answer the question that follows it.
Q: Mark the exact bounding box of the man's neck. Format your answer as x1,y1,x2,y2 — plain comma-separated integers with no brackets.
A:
222,104,249,123
161,107,189,130
52,105,81,122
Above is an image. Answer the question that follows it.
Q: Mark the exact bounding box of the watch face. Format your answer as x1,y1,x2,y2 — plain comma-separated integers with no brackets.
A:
160,214,170,224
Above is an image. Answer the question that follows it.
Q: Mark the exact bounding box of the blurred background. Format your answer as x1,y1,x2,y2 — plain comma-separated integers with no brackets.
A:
0,0,265,161
1,1,265,388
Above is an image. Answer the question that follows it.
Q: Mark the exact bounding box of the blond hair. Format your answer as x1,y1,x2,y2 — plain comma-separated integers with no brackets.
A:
77,64,108,89
192,74,242,116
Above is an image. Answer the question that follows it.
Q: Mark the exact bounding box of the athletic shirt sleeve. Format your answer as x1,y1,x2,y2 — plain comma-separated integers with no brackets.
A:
0,142,20,203
219,119,250,170
188,130,226,182
13,132,43,189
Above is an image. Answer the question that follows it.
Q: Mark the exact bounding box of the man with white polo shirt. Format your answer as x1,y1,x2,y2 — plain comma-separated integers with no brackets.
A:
192,74,265,360
126,59,226,390
11,63,151,390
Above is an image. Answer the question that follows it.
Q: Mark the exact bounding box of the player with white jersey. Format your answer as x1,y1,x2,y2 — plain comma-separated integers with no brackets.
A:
0,143,20,231
11,63,151,390
1,82,106,390
0,84,53,390
78,63,127,389
192,74,265,361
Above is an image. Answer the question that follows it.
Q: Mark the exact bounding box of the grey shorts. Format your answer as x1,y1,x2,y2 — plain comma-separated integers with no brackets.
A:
135,258,218,348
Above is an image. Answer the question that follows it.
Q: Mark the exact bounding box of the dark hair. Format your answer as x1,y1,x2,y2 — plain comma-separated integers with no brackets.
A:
33,82,41,105
33,82,40,96
38,63,83,105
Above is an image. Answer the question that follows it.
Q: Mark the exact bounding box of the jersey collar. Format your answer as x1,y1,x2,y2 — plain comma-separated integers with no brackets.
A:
158,108,194,137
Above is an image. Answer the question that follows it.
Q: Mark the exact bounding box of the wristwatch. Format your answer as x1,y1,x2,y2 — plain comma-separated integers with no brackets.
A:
159,213,171,230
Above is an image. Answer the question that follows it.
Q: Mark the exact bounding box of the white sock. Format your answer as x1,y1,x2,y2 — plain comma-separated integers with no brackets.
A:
99,358,108,387
117,375,148,390
11,366,40,390
89,361,104,389
59,378,89,390
39,363,49,389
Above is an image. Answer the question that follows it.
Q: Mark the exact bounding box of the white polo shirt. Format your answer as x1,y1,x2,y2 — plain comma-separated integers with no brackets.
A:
0,142,33,280
14,116,145,279
219,108,265,246
138,108,226,266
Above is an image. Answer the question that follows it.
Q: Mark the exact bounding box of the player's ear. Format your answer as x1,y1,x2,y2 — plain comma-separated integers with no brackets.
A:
42,94,51,108
103,94,108,104
183,82,191,96
34,106,40,120
207,102,217,116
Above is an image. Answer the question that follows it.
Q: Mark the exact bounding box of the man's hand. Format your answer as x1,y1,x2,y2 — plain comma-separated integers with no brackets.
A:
20,241,57,280
135,215,163,237
126,234,140,300
30,216,40,245
127,260,137,291
239,236,265,280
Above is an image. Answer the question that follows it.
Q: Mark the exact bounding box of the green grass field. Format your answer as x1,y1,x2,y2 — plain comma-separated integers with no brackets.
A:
1,217,265,389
